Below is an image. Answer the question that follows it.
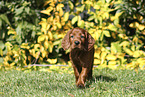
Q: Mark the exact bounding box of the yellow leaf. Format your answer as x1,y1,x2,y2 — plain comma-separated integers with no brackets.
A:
49,65,59,70
72,16,78,24
94,59,101,64
46,24,50,30
104,12,109,19
48,41,53,53
61,20,66,26
58,0,63,2
110,16,115,21
42,51,47,58
108,61,116,65
103,30,110,37
85,1,93,5
21,43,30,49
0,48,3,56
126,62,134,69
44,40,49,49
13,51,18,57
39,20,47,33
118,34,124,38
52,25,57,30
5,42,12,51
8,30,16,35
43,1,53,6
137,58,145,64
10,62,15,66
133,51,143,58
101,51,107,64
40,7,53,15
57,34,64,39
120,41,129,47
106,54,117,60
138,15,143,21
98,62,107,69
57,4,64,10
107,64,117,69
129,23,134,28
138,58,145,70
68,1,74,10
76,5,85,12
48,31,53,40
115,12,123,18
133,36,138,42
94,52,100,58
57,22,62,29
94,30,101,40
129,22,139,28
101,47,106,51
59,8,63,16
106,0,111,3
77,20,84,28
78,16,81,21
38,35,45,43
56,15,60,21
124,48,133,56
64,12,69,21
47,59,57,64
107,24,117,31
47,16,53,22
40,46,44,52
117,53,125,58
34,44,40,49
135,22,139,27
53,40,61,45
118,34,128,39
138,24,144,30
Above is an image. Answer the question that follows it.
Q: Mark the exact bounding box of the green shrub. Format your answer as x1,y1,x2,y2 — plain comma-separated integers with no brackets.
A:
0,0,145,71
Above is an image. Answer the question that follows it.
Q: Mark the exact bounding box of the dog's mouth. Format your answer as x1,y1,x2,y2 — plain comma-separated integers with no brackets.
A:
72,45,81,49
71,44,86,51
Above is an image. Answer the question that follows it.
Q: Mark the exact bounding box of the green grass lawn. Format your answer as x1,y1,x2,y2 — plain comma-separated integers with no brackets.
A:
0,68,145,97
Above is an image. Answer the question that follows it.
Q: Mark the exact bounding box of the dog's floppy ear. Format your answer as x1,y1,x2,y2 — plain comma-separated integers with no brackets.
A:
85,31,95,51
61,29,72,50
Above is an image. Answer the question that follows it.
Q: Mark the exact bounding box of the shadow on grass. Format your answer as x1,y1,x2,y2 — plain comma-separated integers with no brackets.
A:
86,75,117,88
94,75,117,82
40,75,117,90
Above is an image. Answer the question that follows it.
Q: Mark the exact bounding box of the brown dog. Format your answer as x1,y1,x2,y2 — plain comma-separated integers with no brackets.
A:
62,27,95,88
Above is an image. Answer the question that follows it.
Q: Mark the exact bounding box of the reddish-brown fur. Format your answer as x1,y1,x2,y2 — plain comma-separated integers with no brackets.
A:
62,27,95,88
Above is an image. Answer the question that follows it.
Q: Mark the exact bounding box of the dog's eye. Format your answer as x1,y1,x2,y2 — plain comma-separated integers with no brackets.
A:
71,35,74,38
81,35,84,38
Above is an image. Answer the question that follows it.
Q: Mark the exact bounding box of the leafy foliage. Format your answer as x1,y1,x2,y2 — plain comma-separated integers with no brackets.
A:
0,0,145,71
0,0,43,70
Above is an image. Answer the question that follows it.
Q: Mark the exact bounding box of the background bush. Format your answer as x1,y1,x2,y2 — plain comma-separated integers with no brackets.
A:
0,0,145,71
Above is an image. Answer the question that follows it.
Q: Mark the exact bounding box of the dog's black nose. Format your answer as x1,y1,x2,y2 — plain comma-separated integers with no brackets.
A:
74,41,80,45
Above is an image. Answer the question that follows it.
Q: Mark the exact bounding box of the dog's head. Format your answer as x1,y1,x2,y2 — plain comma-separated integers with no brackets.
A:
62,27,95,51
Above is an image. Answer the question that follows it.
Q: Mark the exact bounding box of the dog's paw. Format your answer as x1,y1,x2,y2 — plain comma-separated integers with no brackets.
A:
76,82,85,88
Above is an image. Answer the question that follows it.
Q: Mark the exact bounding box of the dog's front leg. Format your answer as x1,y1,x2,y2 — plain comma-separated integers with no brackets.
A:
72,65,80,83
76,67,88,88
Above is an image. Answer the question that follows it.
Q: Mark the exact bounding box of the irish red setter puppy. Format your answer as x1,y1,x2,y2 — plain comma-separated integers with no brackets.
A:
62,27,95,88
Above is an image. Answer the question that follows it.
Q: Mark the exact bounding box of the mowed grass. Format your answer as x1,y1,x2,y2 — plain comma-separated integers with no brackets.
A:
0,68,145,97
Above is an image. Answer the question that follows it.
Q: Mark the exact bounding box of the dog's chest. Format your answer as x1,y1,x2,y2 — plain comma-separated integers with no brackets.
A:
70,50,86,65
